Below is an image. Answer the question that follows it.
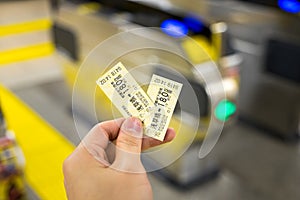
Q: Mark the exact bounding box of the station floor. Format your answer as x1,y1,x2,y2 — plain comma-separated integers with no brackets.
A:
7,69,300,200
0,1,300,200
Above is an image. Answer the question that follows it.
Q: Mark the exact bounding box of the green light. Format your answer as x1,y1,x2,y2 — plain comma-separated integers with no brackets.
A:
214,100,236,121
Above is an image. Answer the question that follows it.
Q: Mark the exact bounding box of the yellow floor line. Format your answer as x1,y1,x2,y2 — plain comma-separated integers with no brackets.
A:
0,42,55,65
0,85,75,200
0,19,52,37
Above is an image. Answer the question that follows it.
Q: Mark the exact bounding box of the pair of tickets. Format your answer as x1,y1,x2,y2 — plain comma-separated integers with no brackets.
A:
96,62,182,141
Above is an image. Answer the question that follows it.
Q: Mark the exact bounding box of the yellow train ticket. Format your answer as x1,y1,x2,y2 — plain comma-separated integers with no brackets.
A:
96,62,154,121
96,62,182,141
145,75,183,141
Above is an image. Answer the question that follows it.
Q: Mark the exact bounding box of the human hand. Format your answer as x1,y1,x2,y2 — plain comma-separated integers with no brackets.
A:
63,117,175,200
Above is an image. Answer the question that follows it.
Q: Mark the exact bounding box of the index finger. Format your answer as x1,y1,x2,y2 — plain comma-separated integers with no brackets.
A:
82,118,125,150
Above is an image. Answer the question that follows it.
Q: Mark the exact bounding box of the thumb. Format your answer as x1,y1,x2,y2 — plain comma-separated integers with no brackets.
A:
111,117,144,172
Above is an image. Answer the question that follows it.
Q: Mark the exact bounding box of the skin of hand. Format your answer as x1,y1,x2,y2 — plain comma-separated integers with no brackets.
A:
63,117,175,200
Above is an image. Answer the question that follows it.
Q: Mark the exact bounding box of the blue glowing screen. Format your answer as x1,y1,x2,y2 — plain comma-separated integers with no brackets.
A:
160,19,188,38
278,0,300,13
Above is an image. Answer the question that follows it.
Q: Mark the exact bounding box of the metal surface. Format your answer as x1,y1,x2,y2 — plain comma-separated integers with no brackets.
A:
56,0,241,187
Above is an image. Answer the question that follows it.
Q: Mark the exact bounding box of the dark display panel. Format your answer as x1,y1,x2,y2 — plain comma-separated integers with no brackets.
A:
265,39,300,83
239,0,278,7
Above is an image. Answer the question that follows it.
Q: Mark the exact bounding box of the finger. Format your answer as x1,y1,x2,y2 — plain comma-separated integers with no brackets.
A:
95,118,125,141
142,128,176,150
115,117,143,153
107,128,176,162
81,118,125,166
82,118,125,149
111,117,144,172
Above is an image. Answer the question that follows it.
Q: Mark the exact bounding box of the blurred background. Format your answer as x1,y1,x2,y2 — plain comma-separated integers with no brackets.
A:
0,0,299,199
